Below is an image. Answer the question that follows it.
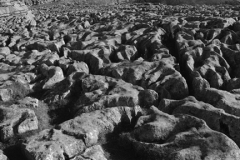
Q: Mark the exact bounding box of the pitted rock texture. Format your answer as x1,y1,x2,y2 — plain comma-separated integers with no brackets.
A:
1,2,240,160
159,96,240,146
120,106,240,160
23,106,141,160
0,105,38,141
100,57,188,100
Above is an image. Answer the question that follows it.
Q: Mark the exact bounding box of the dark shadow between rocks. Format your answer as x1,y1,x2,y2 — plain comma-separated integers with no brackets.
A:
101,110,142,160
3,143,25,160
219,120,231,138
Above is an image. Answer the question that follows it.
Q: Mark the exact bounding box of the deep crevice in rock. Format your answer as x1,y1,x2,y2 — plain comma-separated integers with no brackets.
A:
219,120,230,138
3,144,25,160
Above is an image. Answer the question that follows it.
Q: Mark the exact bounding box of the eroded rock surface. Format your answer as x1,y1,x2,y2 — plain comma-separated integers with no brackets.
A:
159,96,240,146
1,2,240,160
120,106,240,160
101,57,188,100
0,105,38,141
23,106,141,160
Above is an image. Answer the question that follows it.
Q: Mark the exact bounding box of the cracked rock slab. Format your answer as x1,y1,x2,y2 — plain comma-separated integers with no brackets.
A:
60,106,142,146
23,106,142,160
23,129,86,160
100,57,188,100
0,105,38,141
159,96,240,146
73,75,146,114
120,106,240,160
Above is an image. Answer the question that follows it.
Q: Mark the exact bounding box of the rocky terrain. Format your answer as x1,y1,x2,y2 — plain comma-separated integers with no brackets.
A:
22,0,58,6
2,1,240,160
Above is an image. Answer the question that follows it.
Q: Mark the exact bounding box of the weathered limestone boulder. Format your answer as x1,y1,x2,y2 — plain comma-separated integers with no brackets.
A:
42,71,87,105
0,105,38,141
0,88,12,102
66,61,89,76
199,87,240,117
47,40,65,55
120,106,240,160
126,27,167,60
206,18,236,29
0,62,16,72
23,106,142,160
192,75,240,117
0,80,31,101
150,49,171,61
38,63,49,77
10,72,37,85
73,75,147,114
221,43,240,78
23,129,86,160
18,97,39,108
0,47,10,56
83,20,91,29
177,35,230,89
219,30,240,45
42,66,64,90
176,33,205,56
70,49,111,74
21,50,57,66
101,58,188,100
38,52,60,66
83,36,121,51
4,54,21,65
72,145,107,160
159,96,240,146
0,73,10,83
58,57,71,72
110,45,138,62
8,35,22,48
60,106,142,146
24,130,107,160
139,89,159,107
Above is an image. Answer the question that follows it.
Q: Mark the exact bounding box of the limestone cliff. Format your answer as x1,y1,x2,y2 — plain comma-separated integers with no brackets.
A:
0,0,29,17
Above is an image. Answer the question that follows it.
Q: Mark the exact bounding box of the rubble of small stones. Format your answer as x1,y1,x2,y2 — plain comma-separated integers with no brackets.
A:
2,1,240,160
